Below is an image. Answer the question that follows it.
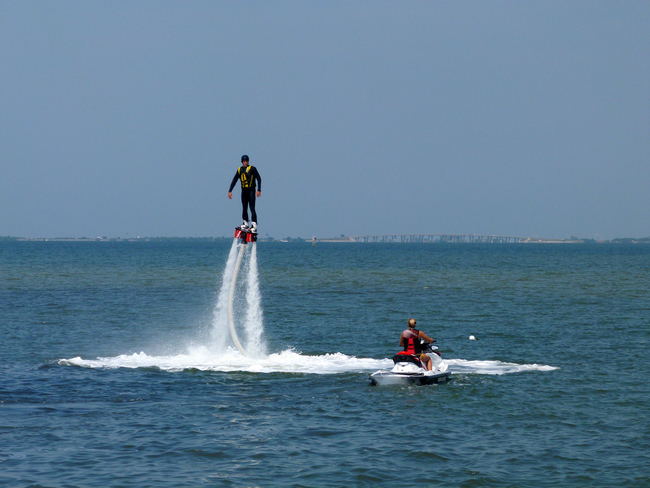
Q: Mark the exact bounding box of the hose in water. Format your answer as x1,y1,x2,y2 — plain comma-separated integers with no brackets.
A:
227,242,248,356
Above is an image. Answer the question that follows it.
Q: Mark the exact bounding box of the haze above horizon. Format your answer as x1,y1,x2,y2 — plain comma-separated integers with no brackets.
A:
1,2,648,240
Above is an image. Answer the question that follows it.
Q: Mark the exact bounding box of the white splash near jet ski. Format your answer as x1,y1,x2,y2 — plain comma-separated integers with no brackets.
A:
369,341,451,386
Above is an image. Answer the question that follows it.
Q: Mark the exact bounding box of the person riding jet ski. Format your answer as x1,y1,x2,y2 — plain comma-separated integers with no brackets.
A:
399,318,435,371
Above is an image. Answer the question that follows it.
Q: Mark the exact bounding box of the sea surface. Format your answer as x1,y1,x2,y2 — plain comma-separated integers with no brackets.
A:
1,241,649,487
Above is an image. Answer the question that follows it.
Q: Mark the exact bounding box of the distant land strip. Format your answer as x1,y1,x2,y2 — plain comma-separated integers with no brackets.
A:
0,236,232,242
2,235,649,244
312,234,650,244
314,234,650,244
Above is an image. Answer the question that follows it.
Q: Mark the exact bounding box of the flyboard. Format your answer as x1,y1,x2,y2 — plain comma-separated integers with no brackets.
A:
227,225,258,356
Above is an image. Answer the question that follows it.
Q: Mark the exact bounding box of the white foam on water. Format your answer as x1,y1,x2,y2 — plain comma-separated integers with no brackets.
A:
446,358,559,375
59,348,393,374
58,349,557,376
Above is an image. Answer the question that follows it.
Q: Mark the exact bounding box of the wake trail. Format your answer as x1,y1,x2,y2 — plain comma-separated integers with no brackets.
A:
59,350,557,375
59,349,393,374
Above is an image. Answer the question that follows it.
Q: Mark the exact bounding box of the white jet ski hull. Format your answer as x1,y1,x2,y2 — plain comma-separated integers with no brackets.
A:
369,343,451,386
369,370,451,386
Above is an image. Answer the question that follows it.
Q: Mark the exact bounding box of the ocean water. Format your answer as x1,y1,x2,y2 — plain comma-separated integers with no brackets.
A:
1,241,649,487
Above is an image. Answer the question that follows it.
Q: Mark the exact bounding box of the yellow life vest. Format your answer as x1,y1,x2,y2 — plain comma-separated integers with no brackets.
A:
238,165,255,189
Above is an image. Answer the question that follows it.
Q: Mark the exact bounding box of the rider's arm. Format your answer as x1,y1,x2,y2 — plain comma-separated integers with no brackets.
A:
419,331,434,343
399,333,405,347
228,170,239,193
253,167,261,192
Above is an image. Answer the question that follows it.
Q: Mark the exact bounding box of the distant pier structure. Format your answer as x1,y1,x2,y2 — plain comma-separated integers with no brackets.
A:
312,234,561,244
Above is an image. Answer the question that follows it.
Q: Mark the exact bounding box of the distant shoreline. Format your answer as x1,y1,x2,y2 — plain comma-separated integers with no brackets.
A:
1,236,648,244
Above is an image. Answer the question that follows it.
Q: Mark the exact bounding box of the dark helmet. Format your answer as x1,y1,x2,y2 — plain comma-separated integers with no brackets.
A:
241,155,249,162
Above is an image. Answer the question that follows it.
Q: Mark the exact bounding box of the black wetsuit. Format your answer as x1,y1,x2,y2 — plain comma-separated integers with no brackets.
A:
229,165,262,223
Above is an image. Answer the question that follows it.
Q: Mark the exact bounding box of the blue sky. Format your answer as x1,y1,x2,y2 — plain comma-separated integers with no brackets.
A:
1,1,648,239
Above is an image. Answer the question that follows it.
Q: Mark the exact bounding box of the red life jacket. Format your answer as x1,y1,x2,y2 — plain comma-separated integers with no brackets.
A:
402,329,421,354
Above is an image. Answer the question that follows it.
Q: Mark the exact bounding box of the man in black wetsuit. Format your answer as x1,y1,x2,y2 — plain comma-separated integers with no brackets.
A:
228,154,262,232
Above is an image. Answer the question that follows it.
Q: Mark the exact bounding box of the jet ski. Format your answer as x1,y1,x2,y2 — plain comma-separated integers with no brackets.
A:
369,341,451,386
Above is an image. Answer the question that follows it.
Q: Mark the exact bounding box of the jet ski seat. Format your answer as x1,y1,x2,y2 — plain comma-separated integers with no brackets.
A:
392,352,423,367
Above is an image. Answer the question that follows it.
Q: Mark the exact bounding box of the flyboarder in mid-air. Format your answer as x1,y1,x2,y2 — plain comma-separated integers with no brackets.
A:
228,154,261,233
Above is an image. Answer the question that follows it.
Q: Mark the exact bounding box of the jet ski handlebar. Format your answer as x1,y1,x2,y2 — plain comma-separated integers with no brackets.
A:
420,341,439,353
